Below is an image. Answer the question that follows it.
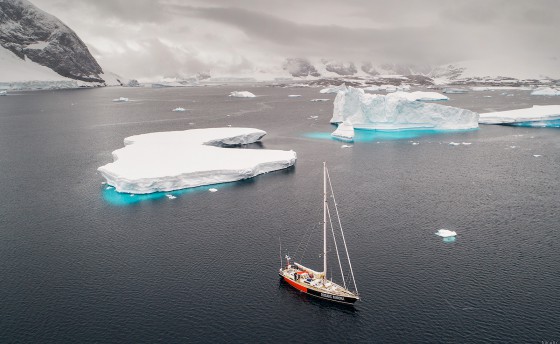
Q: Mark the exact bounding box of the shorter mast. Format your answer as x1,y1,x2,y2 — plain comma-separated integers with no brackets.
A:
323,162,327,279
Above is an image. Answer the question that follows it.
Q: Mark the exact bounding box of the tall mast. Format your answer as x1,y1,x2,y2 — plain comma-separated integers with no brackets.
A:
323,162,327,279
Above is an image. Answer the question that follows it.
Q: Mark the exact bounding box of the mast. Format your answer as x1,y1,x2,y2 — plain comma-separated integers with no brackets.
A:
323,162,327,279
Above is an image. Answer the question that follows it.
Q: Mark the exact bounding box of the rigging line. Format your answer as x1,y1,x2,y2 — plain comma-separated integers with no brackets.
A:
299,223,315,263
326,167,359,294
279,236,282,269
293,222,314,261
326,202,347,289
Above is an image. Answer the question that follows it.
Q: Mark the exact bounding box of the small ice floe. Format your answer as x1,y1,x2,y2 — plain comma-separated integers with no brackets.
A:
308,115,319,119
229,91,256,98
105,186,112,190
483,95,492,98
449,142,461,146
411,142,420,145
331,121,354,142
189,122,195,125
531,87,560,96
506,94,514,97
310,99,330,102
130,194,135,197
443,88,467,94
461,142,472,145
510,145,517,149
533,154,542,157
112,97,129,102
172,107,186,112
341,145,353,149
0,90,7,96
209,188,218,192
288,95,302,98
166,194,177,199
435,229,457,237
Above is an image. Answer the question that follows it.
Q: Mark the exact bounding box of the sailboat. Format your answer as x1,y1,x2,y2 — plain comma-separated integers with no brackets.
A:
279,162,360,305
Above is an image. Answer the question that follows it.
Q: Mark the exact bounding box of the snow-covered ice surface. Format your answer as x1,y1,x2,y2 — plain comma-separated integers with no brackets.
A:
443,88,468,94
330,87,478,130
229,91,256,98
479,105,560,127
112,97,129,102
392,91,448,101
98,128,297,194
435,229,457,237
172,107,186,112
531,87,560,96
331,121,354,142
320,84,347,94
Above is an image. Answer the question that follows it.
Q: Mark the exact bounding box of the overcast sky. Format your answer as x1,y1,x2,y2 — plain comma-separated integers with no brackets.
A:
31,0,560,80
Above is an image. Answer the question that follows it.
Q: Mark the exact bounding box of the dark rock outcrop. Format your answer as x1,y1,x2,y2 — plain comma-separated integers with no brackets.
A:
0,0,104,83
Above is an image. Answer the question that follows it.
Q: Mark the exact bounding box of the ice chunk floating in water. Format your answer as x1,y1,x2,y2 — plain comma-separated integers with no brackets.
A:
330,87,478,130
530,87,560,96
229,91,256,98
112,97,129,102
98,128,297,194
172,107,186,112
479,105,560,127
331,121,354,142
435,229,457,237
320,84,347,94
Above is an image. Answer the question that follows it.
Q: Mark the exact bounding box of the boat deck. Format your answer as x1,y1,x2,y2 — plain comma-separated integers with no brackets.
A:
280,266,358,298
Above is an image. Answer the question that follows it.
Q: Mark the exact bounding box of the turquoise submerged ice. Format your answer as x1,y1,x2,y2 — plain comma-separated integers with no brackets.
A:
330,86,479,130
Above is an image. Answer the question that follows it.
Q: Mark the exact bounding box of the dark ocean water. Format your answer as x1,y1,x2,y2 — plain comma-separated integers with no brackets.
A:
1,85,559,343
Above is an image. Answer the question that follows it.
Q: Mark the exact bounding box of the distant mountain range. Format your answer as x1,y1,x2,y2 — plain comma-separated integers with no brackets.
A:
0,0,558,89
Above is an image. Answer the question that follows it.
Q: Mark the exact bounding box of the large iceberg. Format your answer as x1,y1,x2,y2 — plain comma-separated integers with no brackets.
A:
330,87,478,130
530,87,560,96
331,121,354,142
479,105,560,127
229,91,256,98
98,128,297,194
320,84,347,94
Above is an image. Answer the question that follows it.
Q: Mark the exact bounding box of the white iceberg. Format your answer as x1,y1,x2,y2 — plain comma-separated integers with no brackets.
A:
392,91,448,102
479,105,560,125
531,87,560,96
435,229,457,237
172,107,186,112
98,128,297,194
0,90,6,96
288,94,302,98
330,87,478,130
320,84,347,94
209,188,218,192
112,97,129,102
443,88,468,94
331,121,354,142
229,91,256,98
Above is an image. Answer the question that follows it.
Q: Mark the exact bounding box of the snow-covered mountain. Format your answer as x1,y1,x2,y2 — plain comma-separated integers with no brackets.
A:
0,0,112,88
275,57,560,86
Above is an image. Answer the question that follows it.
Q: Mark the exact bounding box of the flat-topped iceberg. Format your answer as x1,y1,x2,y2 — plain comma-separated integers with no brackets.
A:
331,121,354,142
443,88,468,94
320,84,347,94
479,105,560,127
531,87,560,96
112,97,129,102
98,128,297,194
392,91,448,101
229,91,256,98
330,87,478,130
